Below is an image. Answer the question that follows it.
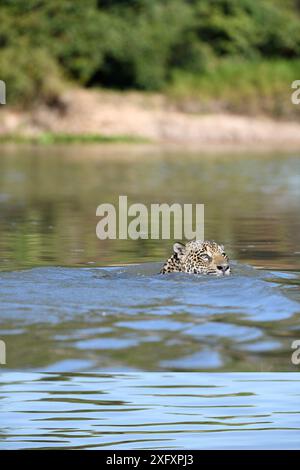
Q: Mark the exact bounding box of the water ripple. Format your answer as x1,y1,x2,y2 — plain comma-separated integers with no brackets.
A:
0,372,299,449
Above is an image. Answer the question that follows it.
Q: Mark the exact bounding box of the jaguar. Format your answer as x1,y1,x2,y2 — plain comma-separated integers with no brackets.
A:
160,240,230,276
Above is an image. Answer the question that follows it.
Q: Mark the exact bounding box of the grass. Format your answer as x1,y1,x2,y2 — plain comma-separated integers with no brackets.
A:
0,133,149,145
168,58,300,117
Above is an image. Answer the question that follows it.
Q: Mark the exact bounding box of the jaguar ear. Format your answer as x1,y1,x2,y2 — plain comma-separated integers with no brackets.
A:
219,244,224,251
173,242,186,258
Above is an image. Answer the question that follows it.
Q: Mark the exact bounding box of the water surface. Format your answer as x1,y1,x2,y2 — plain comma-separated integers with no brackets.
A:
0,145,300,450
0,146,299,372
0,145,299,271
0,261,299,372
0,372,299,449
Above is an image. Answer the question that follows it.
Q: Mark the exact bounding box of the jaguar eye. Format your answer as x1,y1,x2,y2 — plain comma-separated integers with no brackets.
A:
201,254,211,262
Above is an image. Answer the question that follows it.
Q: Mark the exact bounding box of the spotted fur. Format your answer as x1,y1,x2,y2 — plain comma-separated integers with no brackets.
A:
160,240,230,276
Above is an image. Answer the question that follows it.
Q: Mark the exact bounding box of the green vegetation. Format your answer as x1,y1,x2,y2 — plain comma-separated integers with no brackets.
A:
1,0,300,114
0,133,147,144
169,58,300,116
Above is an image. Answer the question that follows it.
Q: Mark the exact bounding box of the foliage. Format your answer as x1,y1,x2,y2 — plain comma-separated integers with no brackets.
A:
0,0,300,107
0,132,147,144
169,58,300,116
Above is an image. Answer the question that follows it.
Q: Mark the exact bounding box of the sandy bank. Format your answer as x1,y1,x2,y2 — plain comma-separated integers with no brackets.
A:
1,89,300,149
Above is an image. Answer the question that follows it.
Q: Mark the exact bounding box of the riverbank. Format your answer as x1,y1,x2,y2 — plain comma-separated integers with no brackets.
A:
1,89,300,149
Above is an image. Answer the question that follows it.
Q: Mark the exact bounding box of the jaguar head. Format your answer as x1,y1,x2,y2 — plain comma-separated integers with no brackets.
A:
161,240,230,275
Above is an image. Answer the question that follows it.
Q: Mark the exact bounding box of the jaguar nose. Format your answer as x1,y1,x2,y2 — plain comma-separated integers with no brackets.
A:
217,264,230,274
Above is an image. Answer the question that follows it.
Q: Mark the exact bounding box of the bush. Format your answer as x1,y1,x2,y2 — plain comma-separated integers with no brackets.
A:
0,0,300,107
169,58,300,117
0,46,65,106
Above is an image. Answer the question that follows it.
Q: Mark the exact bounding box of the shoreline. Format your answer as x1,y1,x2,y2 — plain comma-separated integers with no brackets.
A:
1,89,300,150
